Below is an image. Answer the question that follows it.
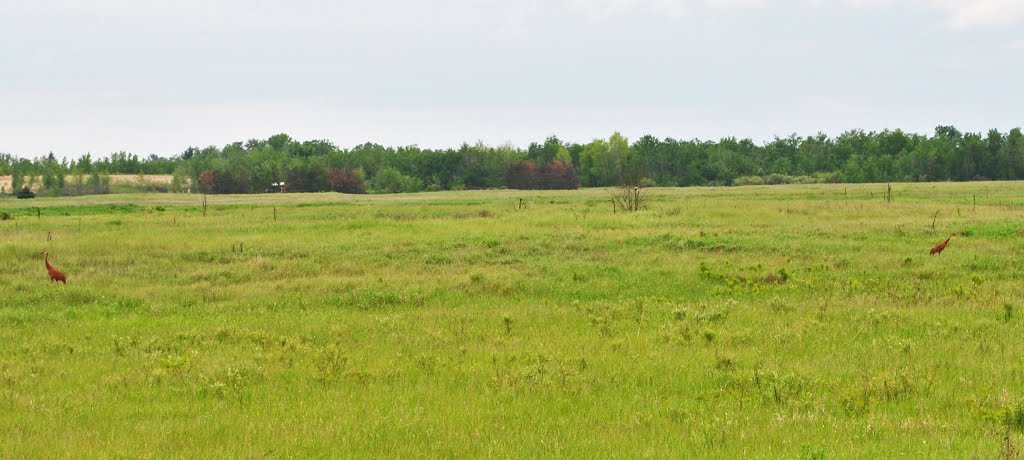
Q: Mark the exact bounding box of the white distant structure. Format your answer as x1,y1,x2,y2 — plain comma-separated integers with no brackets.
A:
271,182,286,193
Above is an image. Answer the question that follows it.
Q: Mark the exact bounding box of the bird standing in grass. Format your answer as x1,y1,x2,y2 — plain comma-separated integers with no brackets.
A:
42,251,67,284
930,233,955,255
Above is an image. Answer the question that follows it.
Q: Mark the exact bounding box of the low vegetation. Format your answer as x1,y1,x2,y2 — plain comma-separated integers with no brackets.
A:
0,182,1022,457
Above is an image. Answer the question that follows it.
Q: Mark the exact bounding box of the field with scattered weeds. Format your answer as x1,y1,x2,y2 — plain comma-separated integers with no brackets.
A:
1,182,1024,457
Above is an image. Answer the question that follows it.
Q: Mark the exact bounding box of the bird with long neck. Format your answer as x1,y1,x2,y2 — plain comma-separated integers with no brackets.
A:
42,251,67,284
930,233,955,255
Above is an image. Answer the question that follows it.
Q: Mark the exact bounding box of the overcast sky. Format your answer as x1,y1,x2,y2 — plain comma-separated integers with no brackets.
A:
1,0,1022,158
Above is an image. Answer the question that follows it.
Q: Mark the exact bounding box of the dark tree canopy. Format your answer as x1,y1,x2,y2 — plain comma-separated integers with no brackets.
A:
4,127,1024,196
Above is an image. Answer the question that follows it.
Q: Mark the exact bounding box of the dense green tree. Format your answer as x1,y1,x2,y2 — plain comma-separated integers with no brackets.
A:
9,159,24,192
1004,128,1024,180
6,126,1024,196
371,166,423,193
527,136,565,164
579,139,609,186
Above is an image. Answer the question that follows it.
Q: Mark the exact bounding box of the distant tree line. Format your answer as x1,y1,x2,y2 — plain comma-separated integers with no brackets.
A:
3,126,1023,196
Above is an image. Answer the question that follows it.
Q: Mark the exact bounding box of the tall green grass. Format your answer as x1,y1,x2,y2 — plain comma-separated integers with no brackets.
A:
1,182,1023,457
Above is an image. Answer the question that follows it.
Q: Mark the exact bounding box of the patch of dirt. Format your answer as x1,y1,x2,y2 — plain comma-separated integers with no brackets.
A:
108,174,174,184
0,174,176,192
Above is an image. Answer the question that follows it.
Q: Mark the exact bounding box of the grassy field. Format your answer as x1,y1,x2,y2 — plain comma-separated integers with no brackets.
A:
1,182,1023,458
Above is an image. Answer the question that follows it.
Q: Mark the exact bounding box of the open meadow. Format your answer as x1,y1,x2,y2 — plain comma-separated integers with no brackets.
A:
1,182,1024,457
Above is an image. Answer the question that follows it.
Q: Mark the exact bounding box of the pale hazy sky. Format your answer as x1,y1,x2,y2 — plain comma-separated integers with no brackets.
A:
1,0,1022,158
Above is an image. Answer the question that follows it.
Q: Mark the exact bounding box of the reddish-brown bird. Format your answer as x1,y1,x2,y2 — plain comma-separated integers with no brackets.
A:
42,251,67,284
930,233,955,255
